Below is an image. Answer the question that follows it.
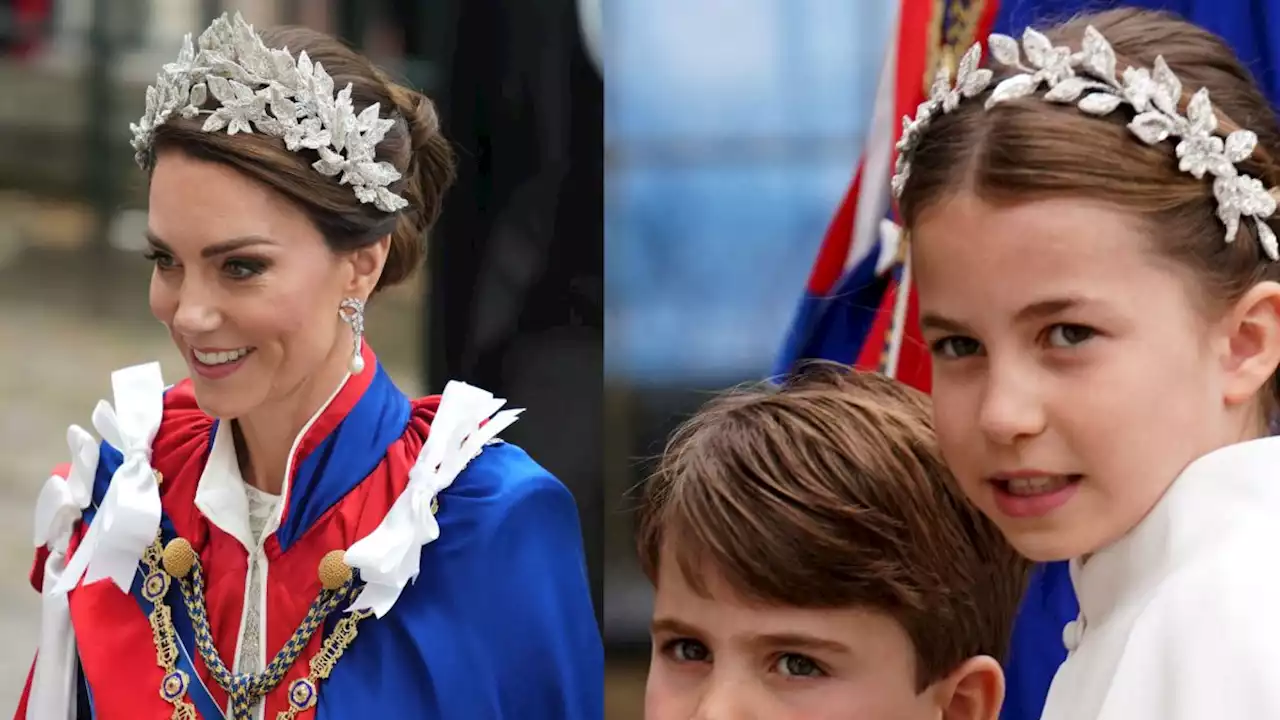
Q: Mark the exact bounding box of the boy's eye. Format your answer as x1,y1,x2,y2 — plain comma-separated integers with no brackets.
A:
664,638,710,663
774,653,824,678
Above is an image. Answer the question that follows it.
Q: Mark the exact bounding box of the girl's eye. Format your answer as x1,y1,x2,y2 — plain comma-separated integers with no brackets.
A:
1046,324,1096,348
931,335,983,359
775,653,825,678
663,638,710,663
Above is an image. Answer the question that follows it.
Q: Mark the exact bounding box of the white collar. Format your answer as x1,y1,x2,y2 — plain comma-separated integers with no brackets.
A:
194,376,348,552
1072,436,1280,626
194,419,255,550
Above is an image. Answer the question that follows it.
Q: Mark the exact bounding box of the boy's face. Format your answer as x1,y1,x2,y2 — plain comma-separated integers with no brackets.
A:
644,554,1002,720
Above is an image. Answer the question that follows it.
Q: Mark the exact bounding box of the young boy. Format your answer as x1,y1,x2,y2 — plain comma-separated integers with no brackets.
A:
637,364,1029,719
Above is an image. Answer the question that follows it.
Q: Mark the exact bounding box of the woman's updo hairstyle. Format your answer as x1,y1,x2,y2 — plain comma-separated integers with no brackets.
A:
145,23,456,293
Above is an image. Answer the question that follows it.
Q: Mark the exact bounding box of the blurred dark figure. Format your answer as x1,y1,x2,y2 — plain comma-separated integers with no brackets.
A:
0,0,51,58
334,0,432,58
431,0,604,626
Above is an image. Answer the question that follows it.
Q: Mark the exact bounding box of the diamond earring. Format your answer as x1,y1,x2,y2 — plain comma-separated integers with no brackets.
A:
338,297,366,375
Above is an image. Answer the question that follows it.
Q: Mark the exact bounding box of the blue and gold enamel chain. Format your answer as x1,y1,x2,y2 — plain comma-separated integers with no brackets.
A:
141,536,372,719
140,541,199,719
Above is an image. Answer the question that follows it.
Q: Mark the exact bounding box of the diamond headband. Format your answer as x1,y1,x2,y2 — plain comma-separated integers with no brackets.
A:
892,25,1279,261
129,12,408,213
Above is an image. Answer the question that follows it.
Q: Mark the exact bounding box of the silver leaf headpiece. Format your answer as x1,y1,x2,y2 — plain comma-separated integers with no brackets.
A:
129,12,408,213
892,25,1279,261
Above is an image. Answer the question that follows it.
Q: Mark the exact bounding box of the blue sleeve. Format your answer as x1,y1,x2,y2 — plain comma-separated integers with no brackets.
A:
462,458,603,717
319,443,603,719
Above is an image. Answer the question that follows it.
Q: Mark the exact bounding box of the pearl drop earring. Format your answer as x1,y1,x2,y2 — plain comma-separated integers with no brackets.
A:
338,297,366,374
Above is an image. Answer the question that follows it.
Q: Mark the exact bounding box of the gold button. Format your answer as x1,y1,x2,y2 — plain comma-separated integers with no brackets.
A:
162,538,196,579
318,550,352,591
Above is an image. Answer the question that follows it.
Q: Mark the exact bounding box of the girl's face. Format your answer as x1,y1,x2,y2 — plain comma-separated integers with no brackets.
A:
911,193,1258,561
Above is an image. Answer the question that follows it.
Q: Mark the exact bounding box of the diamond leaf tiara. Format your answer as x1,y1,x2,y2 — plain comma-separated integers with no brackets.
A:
892,25,1279,261
129,12,408,213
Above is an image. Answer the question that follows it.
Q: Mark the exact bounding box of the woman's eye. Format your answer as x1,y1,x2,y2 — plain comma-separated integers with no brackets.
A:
224,258,267,280
663,638,710,663
144,250,176,270
931,335,982,359
1046,324,1096,348
775,653,824,678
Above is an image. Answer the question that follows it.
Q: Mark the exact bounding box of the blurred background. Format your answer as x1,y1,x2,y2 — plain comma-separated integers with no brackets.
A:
602,0,896,714
0,0,602,710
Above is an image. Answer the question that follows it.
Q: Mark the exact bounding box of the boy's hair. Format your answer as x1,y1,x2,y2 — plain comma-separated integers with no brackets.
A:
636,363,1029,690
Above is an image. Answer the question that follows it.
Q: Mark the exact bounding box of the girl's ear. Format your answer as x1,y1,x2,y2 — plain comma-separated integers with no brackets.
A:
1218,281,1280,408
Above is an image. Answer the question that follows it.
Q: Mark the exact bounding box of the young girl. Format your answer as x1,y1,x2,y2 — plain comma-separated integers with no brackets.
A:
893,7,1280,719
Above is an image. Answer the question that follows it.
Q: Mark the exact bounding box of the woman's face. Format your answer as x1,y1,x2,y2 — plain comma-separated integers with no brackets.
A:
911,192,1252,561
146,150,370,420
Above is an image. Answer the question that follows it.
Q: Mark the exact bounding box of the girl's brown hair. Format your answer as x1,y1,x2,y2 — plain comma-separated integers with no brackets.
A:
146,25,456,293
636,363,1029,690
900,9,1280,406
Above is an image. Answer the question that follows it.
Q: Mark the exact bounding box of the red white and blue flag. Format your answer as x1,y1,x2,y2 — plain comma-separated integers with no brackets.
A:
775,0,1002,391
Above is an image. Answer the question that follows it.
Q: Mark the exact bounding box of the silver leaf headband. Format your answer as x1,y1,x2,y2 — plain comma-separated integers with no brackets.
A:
129,12,408,213
892,25,1279,261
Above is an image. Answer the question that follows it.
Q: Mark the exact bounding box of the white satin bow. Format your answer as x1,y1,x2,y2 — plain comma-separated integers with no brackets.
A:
33,425,99,554
344,381,522,617
27,425,100,720
54,362,165,595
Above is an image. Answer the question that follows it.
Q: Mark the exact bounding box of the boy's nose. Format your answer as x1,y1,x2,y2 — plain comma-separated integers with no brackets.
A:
691,676,754,720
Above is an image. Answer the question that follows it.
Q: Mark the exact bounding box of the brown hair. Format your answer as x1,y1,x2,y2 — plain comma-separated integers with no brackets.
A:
636,363,1029,690
146,25,456,293
898,8,1280,407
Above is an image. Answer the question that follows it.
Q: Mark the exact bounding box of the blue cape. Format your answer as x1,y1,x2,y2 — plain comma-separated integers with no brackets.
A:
66,363,602,718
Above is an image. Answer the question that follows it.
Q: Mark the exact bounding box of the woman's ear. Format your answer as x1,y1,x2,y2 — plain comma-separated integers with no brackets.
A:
344,235,391,298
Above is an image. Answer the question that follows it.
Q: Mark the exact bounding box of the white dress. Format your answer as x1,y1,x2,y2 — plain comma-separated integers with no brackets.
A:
1041,436,1280,719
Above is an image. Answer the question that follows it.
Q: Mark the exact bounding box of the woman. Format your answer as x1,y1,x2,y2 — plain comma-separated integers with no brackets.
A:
15,13,601,720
